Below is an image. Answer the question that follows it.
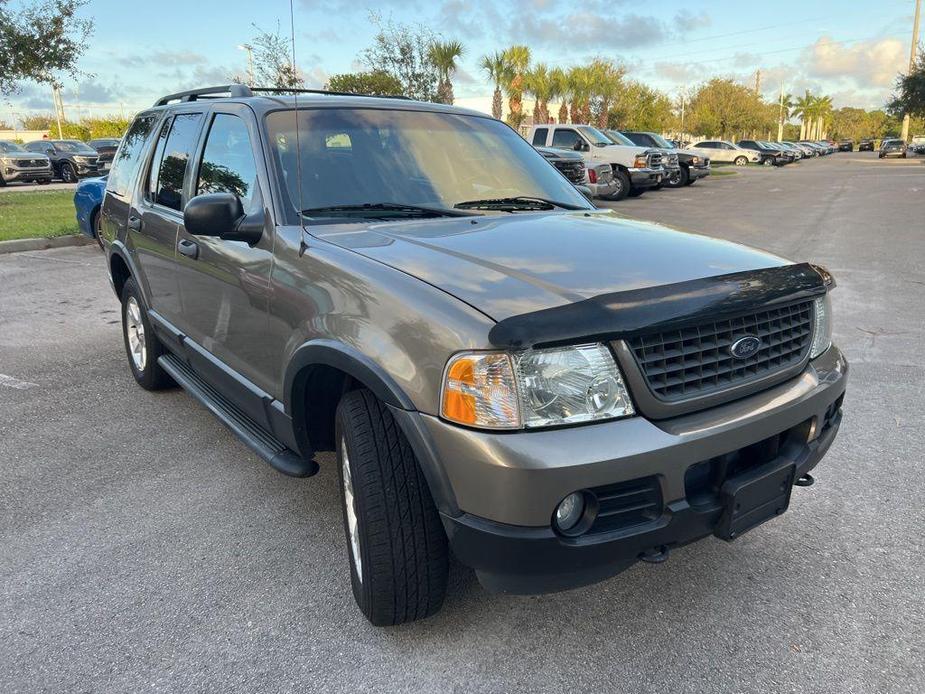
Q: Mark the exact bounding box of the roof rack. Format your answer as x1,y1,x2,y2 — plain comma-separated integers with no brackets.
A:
153,85,253,107
152,85,413,107
248,87,411,100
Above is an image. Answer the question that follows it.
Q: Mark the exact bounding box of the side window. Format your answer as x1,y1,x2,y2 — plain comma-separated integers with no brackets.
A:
150,112,203,211
532,128,548,146
698,142,715,149
551,129,580,149
722,143,735,150
107,115,156,198
196,113,260,214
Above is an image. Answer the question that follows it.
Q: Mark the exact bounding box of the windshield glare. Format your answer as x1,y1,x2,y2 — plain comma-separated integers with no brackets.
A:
577,125,612,146
604,130,635,146
0,141,27,153
55,140,96,153
648,133,673,148
266,108,591,219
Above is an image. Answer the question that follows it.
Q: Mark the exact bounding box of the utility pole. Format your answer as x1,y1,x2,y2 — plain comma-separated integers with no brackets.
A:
901,0,922,142
680,89,686,139
238,44,255,84
754,69,761,95
51,84,65,138
777,82,785,142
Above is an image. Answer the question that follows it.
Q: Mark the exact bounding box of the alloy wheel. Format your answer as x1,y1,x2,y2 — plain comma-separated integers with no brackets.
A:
341,437,363,582
125,296,147,371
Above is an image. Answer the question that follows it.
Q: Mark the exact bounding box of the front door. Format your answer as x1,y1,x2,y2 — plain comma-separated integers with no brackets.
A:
173,106,277,409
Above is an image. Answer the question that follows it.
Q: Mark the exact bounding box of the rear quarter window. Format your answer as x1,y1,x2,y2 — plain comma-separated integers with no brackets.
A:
107,115,157,198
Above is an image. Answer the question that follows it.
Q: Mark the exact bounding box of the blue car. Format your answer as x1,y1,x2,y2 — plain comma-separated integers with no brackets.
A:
74,175,107,248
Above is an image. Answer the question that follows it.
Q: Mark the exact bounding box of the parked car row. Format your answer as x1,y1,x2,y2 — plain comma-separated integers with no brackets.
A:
528,123,710,200
0,137,120,185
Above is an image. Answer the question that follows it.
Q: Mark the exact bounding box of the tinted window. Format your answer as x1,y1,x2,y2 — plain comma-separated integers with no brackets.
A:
696,142,715,149
551,129,581,149
151,113,203,211
197,114,260,214
0,141,27,153
623,133,647,146
26,141,54,152
54,140,96,154
107,115,156,198
532,128,548,146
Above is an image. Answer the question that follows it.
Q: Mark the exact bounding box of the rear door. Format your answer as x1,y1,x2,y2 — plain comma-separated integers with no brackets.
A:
133,110,205,324
173,104,277,415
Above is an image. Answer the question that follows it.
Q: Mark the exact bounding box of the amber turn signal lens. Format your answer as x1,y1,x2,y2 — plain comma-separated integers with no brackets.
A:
440,352,520,429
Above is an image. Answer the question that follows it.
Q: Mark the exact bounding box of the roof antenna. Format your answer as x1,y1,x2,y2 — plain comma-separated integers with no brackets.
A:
288,0,307,257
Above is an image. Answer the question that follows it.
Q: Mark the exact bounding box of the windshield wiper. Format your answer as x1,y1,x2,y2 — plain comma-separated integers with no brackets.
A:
453,196,585,212
302,202,473,219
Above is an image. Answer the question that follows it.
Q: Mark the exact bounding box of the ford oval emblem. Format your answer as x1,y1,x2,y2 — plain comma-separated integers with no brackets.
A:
730,335,762,359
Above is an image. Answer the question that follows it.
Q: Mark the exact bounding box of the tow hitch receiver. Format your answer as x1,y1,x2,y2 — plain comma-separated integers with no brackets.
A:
714,460,796,541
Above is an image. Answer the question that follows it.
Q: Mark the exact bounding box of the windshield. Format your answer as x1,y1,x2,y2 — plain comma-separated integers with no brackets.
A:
603,130,635,146
576,125,613,147
266,108,591,220
647,133,673,148
55,140,97,153
0,141,27,153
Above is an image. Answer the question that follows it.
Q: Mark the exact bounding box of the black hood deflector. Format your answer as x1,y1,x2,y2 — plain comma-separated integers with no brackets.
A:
488,263,830,349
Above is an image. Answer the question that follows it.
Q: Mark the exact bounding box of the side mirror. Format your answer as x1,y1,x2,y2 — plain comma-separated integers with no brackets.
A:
183,192,263,244
573,140,588,152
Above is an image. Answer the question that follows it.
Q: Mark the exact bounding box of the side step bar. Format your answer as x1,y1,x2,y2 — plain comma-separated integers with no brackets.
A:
158,354,318,478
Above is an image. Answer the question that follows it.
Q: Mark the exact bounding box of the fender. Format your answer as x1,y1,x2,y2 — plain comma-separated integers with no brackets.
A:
107,240,149,304
284,339,460,516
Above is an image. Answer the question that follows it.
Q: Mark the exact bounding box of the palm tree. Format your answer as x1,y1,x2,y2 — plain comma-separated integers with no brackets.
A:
589,59,624,129
777,92,793,141
429,40,465,105
480,51,509,120
567,65,593,124
793,91,815,140
814,95,833,139
501,45,530,127
549,67,568,123
525,63,553,124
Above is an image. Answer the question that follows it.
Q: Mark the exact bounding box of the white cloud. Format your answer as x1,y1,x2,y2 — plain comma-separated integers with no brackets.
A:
805,36,906,88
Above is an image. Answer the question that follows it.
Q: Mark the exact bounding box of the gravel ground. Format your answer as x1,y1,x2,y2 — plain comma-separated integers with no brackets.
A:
1,151,922,693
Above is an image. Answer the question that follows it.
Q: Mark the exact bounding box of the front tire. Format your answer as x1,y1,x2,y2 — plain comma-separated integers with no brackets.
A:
120,278,173,390
335,389,448,626
762,158,774,167
665,165,689,188
607,170,630,201
734,156,748,166
60,162,77,183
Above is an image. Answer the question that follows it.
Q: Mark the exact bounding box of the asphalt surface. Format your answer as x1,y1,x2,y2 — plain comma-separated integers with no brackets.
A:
1,151,923,693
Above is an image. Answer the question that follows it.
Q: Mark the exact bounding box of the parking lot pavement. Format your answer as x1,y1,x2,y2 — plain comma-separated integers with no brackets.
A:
1,152,923,693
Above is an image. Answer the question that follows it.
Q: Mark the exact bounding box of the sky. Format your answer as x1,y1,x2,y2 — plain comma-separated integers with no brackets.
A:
2,0,918,125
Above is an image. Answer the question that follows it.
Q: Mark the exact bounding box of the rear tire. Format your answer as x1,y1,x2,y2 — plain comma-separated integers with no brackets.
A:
734,156,748,166
120,278,173,391
93,209,104,250
335,389,448,626
60,162,77,183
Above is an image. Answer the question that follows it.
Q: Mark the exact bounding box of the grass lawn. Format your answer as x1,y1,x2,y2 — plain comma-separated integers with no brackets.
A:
0,190,79,242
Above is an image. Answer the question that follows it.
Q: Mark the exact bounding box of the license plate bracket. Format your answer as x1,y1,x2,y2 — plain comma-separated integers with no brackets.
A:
714,460,796,541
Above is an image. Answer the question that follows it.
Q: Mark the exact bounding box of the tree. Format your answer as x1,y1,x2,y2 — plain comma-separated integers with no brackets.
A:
686,78,766,139
361,13,439,102
480,51,508,120
609,81,673,132
792,91,816,140
326,70,403,96
525,62,554,124
237,25,303,89
20,113,53,130
566,65,593,124
889,49,925,121
550,67,568,124
428,40,464,105
501,45,530,127
0,0,93,95
589,59,625,129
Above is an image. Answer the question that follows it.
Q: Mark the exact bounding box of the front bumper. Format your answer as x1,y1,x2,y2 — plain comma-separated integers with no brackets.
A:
403,346,847,594
627,167,662,189
2,164,53,182
587,178,620,198
688,162,711,179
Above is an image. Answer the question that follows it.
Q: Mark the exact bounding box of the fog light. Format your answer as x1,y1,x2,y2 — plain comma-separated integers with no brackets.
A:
554,492,585,532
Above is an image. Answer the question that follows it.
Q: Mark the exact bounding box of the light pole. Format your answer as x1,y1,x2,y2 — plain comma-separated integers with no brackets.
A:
237,44,255,85
901,0,922,142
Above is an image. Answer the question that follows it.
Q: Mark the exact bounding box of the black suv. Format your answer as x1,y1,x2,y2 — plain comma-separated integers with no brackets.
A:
24,139,100,182
89,138,122,173
620,131,711,187
737,140,788,166
858,139,875,152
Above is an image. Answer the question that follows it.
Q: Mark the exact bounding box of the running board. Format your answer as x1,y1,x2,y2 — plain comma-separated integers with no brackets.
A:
158,354,318,478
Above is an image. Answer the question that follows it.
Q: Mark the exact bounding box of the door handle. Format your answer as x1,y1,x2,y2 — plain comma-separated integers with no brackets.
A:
127,215,142,232
177,238,199,260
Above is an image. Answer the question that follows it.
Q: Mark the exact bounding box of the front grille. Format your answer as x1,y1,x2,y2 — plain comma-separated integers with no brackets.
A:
553,160,585,184
589,476,662,534
17,159,47,168
627,299,814,402
647,151,663,169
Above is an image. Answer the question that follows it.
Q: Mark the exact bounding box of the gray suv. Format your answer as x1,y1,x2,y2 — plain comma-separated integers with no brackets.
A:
102,86,848,626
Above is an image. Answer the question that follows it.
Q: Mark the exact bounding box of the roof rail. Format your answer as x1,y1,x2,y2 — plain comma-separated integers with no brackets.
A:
153,84,253,107
248,87,411,100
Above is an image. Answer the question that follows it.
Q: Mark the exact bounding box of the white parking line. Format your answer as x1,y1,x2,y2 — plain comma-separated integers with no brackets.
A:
0,374,39,390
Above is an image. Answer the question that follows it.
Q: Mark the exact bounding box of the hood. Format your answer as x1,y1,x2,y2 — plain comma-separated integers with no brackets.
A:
598,143,647,157
315,212,790,322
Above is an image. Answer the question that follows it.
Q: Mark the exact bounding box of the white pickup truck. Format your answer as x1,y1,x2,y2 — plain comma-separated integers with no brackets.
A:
528,123,663,200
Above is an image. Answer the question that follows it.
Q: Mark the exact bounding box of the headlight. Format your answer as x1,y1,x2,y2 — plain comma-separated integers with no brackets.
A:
633,154,648,168
810,294,832,358
441,344,634,430
691,156,700,164
0,157,14,164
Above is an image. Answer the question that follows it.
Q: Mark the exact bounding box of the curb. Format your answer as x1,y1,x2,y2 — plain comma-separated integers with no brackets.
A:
0,234,94,255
